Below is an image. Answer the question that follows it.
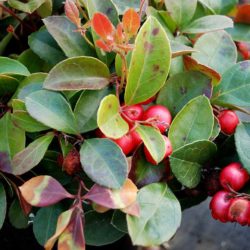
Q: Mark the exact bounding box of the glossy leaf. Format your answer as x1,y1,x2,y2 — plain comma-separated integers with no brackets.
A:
135,125,166,164
171,41,196,58
164,0,197,28
192,31,237,75
112,0,140,14
0,112,25,158
80,138,128,189
85,179,138,209
0,183,6,230
0,75,19,97
85,211,125,246
28,26,66,66
182,15,233,34
44,57,110,91
227,24,250,42
20,176,73,207
12,133,54,175
125,16,171,105
170,140,217,188
210,117,221,141
33,204,65,246
157,71,212,116
87,0,119,64
235,123,250,173
212,61,250,109
0,57,30,76
198,0,238,14
8,0,47,13
43,16,94,58
122,8,140,38
25,90,79,134
130,146,167,187
45,208,75,250
127,183,181,246
97,95,129,139
183,56,221,86
111,211,128,233
168,96,214,150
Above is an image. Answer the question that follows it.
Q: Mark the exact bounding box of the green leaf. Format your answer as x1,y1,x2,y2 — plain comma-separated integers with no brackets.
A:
43,16,94,58
97,95,129,139
85,211,125,246
135,125,166,164
33,204,64,246
0,112,25,158
0,57,30,76
111,0,140,14
37,0,53,18
12,133,54,175
235,123,250,173
0,75,19,98
8,199,29,229
8,0,47,13
25,90,79,134
226,24,250,42
130,146,167,187
124,16,171,105
191,31,237,75
210,117,221,141
164,0,197,28
199,0,238,14
157,71,212,116
74,87,114,133
28,26,66,66
0,183,6,230
18,49,45,74
43,57,110,91
127,183,181,246
168,96,214,150
170,140,217,188
212,61,250,109
80,138,128,189
14,73,47,100
86,0,119,65
111,210,128,233
182,15,233,34
171,41,196,58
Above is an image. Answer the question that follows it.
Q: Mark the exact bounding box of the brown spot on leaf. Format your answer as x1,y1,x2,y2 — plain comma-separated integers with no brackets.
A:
144,41,154,53
143,31,147,38
182,136,187,141
153,64,160,72
106,7,113,15
180,86,187,95
108,104,112,109
152,28,160,36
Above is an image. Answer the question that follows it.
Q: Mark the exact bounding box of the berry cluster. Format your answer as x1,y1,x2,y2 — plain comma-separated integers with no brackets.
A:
210,162,250,225
97,98,173,165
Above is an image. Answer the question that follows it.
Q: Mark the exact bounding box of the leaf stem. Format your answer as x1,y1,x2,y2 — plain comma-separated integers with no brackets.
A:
119,52,128,92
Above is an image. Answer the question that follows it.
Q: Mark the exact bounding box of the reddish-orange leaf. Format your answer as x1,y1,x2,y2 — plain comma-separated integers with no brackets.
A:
115,23,124,44
122,8,140,38
64,0,81,27
92,12,115,40
235,4,250,24
96,39,112,52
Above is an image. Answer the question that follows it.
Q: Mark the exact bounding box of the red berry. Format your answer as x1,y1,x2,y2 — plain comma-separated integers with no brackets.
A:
144,136,172,165
143,105,172,133
130,130,142,149
218,110,239,135
62,148,81,176
138,96,156,105
113,133,134,155
209,190,232,222
121,105,144,127
220,162,249,191
227,198,250,225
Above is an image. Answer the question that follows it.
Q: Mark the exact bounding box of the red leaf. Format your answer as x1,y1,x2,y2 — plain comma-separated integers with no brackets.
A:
115,23,124,44
65,0,81,27
92,12,115,40
19,176,74,207
122,8,140,38
235,4,250,24
96,39,112,52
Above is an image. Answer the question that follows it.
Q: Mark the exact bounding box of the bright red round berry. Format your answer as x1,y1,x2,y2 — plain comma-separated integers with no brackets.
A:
220,162,249,191
209,190,232,223
218,110,239,135
130,130,142,149
227,198,250,225
113,134,134,155
143,105,172,133
144,136,172,165
122,104,144,124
